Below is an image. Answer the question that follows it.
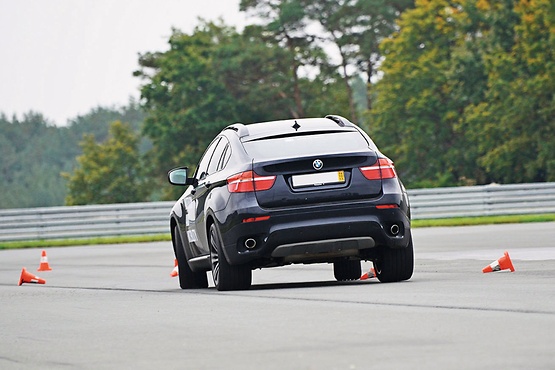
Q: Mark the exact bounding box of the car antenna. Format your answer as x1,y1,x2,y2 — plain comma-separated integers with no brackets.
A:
292,121,301,131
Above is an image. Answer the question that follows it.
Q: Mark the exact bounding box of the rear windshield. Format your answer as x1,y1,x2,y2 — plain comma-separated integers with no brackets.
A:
242,131,370,160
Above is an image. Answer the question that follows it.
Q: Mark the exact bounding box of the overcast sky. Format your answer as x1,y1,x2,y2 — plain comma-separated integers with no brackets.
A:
0,0,249,125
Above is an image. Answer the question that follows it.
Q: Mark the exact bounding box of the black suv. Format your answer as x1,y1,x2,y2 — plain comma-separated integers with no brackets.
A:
168,115,413,291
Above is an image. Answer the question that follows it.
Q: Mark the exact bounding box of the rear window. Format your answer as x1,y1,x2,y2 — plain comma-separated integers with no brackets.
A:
242,131,370,160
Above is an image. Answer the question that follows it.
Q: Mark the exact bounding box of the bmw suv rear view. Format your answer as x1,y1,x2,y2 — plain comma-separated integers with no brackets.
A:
168,115,414,291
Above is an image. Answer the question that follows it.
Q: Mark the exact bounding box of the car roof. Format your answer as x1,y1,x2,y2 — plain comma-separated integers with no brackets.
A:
224,115,359,142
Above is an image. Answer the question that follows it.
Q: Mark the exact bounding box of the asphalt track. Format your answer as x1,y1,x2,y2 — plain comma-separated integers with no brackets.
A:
1,222,554,369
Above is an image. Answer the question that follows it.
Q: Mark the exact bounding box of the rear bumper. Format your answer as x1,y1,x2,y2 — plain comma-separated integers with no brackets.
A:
215,195,411,266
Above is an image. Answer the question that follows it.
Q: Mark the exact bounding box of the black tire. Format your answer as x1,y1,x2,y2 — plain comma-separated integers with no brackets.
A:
373,234,414,283
209,223,252,291
333,259,361,281
174,226,208,289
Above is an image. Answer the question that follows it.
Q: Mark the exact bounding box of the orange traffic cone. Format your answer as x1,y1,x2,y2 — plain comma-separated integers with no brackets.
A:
482,251,515,273
18,267,46,286
170,259,179,277
37,250,52,271
360,267,376,280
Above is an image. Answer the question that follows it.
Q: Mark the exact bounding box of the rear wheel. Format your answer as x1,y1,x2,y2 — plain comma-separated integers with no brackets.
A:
209,223,251,291
333,259,361,281
174,226,208,289
373,234,414,283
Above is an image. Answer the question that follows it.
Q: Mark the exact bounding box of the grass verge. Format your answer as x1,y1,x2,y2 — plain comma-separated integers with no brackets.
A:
0,234,171,250
411,213,555,228
1,214,554,250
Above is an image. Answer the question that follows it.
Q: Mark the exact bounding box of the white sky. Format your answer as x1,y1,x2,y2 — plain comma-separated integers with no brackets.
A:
0,0,248,125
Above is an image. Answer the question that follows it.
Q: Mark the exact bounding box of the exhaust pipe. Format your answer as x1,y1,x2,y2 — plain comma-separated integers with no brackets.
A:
390,224,400,236
245,238,257,249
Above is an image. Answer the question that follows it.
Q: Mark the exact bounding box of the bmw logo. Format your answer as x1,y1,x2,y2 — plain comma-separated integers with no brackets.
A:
313,159,323,171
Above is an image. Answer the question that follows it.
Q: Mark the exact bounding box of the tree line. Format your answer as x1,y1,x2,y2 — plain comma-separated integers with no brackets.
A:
0,103,146,208
1,0,553,208
372,0,554,187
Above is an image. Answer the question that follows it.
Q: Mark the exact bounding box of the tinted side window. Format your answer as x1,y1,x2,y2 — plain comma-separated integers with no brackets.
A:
207,137,229,175
195,138,221,181
217,143,232,171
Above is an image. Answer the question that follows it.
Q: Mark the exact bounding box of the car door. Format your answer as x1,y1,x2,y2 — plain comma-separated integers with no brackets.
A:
187,137,222,255
191,136,233,254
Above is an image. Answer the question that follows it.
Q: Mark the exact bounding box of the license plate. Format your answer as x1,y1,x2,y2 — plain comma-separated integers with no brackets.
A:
292,171,345,188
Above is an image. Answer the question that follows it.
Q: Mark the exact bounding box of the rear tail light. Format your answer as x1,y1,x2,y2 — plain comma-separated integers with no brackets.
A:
227,171,276,193
376,204,399,209
359,158,397,180
242,216,271,223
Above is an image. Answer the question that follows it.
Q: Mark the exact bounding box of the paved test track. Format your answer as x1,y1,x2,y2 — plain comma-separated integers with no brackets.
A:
1,222,554,369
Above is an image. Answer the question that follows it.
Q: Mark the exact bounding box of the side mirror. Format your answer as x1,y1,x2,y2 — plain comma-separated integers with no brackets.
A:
168,167,195,186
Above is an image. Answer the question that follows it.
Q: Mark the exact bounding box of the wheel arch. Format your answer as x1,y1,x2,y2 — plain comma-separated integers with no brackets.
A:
205,211,232,264
170,217,179,255
205,213,216,243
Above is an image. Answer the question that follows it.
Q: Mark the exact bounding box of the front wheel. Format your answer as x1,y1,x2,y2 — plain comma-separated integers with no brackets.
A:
333,259,361,281
373,234,414,283
174,226,208,289
209,223,251,291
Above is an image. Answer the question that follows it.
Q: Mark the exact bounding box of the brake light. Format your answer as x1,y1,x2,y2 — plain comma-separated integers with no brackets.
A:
242,216,271,223
359,158,397,180
376,204,399,209
227,171,276,193
379,158,397,179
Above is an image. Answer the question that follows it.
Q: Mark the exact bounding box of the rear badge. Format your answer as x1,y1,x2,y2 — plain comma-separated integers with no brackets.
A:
313,159,323,171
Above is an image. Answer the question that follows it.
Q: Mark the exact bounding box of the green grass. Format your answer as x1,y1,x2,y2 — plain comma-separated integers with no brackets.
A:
0,234,171,250
411,213,555,228
1,214,554,250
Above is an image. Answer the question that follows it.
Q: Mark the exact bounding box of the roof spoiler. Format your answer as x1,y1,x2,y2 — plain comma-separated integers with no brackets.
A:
325,115,354,127
224,123,249,138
